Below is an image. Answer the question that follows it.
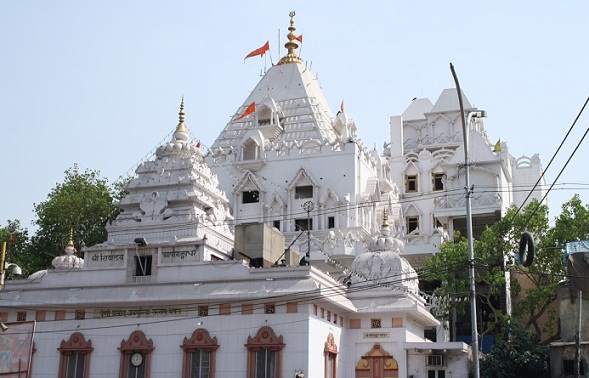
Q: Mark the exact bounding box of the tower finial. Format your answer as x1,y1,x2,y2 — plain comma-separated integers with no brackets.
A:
175,97,188,135
382,209,389,228
279,11,303,65
68,228,74,247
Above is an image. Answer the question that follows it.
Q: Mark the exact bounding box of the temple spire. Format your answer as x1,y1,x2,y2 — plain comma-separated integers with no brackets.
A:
279,11,303,65
174,97,189,141
176,97,187,133
68,228,74,248
382,209,389,228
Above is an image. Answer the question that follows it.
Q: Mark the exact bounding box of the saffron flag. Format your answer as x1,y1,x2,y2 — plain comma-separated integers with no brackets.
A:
295,34,303,43
244,41,270,60
340,100,345,112
234,102,256,121
493,139,501,152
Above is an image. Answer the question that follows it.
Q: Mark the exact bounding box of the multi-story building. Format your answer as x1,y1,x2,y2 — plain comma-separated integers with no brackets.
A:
388,90,546,268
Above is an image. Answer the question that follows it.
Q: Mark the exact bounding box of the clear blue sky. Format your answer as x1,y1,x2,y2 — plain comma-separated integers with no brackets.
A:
2,1,588,233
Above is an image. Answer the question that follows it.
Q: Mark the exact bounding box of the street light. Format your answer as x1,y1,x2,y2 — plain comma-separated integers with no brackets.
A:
450,63,487,378
0,242,23,290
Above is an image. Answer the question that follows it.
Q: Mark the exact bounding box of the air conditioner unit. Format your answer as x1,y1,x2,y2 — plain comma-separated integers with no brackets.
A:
427,355,444,367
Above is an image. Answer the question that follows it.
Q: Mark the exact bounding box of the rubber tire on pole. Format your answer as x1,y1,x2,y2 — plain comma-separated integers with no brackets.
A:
518,231,535,267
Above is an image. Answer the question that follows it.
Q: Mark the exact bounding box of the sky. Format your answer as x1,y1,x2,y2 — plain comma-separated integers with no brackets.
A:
1,1,589,234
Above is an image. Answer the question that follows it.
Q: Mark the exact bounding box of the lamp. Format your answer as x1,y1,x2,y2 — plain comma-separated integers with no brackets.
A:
134,238,147,247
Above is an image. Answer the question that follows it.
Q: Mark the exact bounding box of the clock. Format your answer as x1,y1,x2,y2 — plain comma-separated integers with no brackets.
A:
131,352,143,367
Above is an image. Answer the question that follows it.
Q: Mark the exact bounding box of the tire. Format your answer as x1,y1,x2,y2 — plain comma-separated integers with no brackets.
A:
518,231,535,267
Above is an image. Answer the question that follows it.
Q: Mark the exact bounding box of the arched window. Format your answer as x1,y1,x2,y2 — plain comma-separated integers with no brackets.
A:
324,333,338,378
181,328,219,378
242,139,259,161
58,332,93,378
245,326,285,378
118,330,154,378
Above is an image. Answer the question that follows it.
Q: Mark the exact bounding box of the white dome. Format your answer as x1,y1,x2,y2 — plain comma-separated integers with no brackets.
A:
350,211,418,292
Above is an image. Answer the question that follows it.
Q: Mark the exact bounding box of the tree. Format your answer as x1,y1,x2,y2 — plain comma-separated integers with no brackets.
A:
30,165,122,269
0,220,37,277
422,200,550,340
514,195,589,339
480,324,549,378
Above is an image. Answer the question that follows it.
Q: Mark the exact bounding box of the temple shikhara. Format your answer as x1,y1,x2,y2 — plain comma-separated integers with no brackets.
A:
0,12,546,378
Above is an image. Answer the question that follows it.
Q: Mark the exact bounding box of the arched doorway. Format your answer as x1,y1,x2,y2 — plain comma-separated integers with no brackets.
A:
355,343,398,377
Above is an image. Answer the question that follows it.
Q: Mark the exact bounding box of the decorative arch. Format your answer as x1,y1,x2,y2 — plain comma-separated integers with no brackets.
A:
58,332,93,378
324,333,338,378
119,330,154,378
355,343,398,378
245,326,285,378
181,328,219,378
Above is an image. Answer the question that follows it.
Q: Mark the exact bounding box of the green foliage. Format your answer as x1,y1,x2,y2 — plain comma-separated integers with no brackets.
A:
514,195,587,338
0,220,38,278
480,324,549,378
30,165,121,269
423,199,551,339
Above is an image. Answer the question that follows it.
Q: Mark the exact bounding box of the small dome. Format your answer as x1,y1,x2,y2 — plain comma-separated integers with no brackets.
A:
350,210,418,292
156,98,202,160
52,232,84,269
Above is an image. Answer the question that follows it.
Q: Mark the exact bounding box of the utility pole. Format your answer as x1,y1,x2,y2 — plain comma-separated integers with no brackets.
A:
302,201,314,266
450,63,487,378
575,290,582,378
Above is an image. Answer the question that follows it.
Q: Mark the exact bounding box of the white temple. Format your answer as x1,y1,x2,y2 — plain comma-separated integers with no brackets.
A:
0,12,549,378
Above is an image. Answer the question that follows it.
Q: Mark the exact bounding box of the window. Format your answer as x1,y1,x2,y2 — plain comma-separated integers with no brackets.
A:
119,330,154,378
242,139,259,161
407,216,419,233
406,175,418,192
243,191,260,204
427,355,444,366
563,359,585,375
427,370,446,378
327,216,335,229
75,310,86,320
255,349,276,378
324,333,338,378
134,256,152,277
58,332,93,378
272,220,280,230
17,312,26,321
246,326,285,378
371,319,381,329
295,185,313,199
182,328,218,378
264,304,275,314
198,306,209,317
295,219,312,231
432,173,444,191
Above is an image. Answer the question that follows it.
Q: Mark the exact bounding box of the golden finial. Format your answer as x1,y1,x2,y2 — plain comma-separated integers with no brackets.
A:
279,11,303,65
382,209,389,228
176,97,188,134
68,228,74,247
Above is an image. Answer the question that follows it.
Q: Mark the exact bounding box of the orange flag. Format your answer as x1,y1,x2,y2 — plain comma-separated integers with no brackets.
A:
295,34,303,43
234,102,256,121
244,41,270,60
340,100,345,112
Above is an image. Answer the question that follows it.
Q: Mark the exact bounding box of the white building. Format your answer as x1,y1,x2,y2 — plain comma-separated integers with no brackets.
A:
0,12,549,378
0,102,470,377
206,15,401,276
388,90,546,267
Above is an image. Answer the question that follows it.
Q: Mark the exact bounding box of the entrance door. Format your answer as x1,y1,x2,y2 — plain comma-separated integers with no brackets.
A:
355,343,398,378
